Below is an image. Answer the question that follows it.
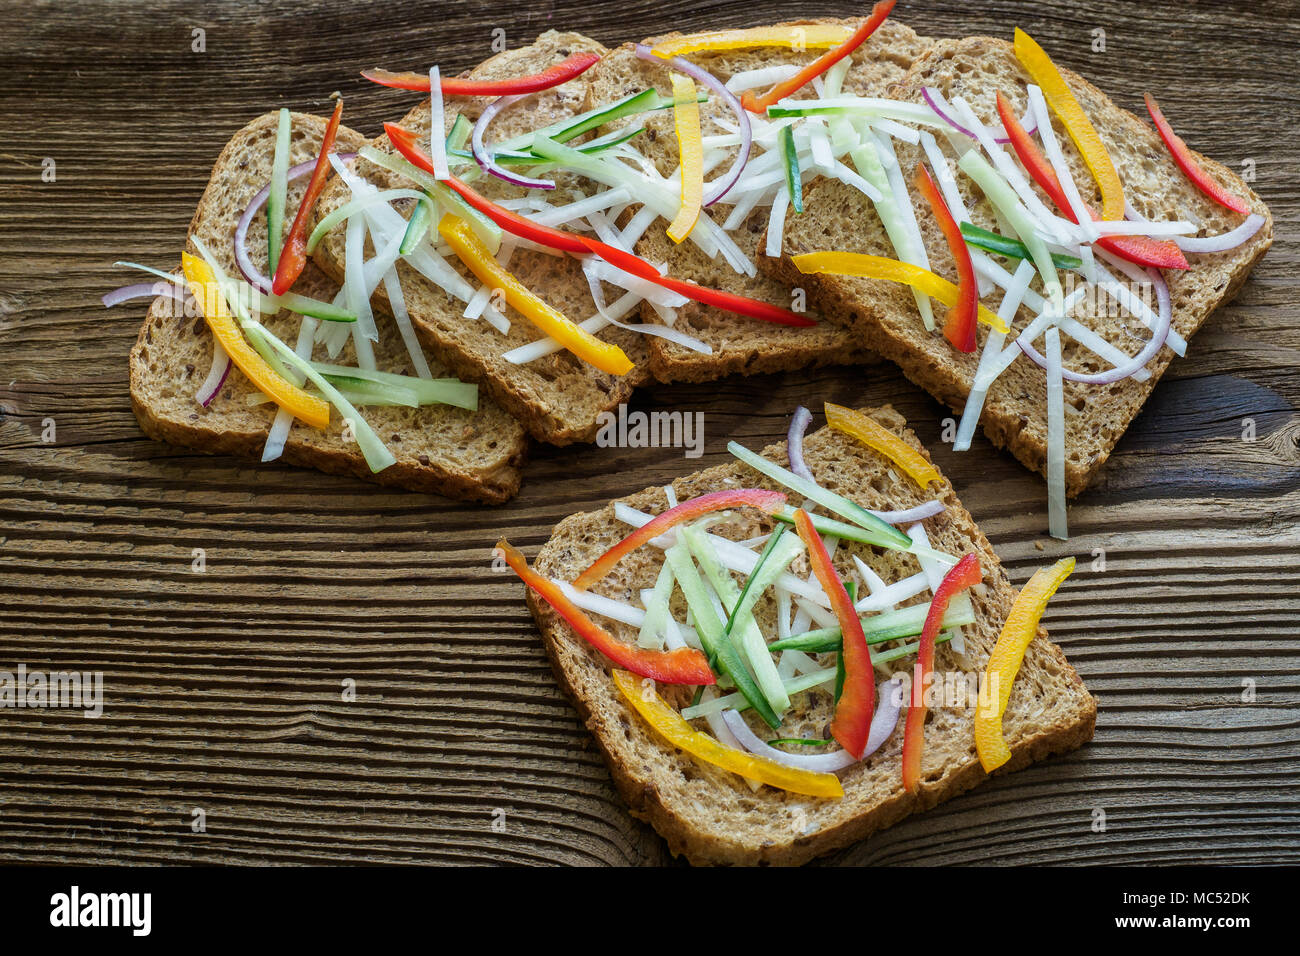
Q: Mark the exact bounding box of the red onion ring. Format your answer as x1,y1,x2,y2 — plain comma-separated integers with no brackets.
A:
718,675,904,771
634,44,752,206
786,405,814,480
195,343,232,408
233,152,357,293
922,86,1036,145
102,281,188,308
1016,267,1171,385
869,500,946,525
472,94,557,190
1174,213,1265,254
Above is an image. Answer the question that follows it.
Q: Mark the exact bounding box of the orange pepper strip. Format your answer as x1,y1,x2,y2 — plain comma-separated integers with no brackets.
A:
667,74,704,243
498,542,715,686
740,1,897,114
649,24,856,59
1013,28,1124,222
437,215,634,376
823,402,941,488
611,670,844,798
181,253,330,430
975,557,1075,772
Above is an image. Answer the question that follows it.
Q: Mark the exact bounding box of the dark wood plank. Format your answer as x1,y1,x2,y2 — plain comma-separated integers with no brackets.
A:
0,0,1297,865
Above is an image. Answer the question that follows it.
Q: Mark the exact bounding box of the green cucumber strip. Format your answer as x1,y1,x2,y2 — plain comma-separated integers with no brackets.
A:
664,542,779,729
681,526,790,715
277,291,358,323
305,188,428,254
637,559,677,649
779,124,803,214
267,108,291,275
726,440,912,550
767,101,937,125
959,222,1082,270
725,524,803,635
498,87,690,154
446,113,472,153
359,146,502,254
769,592,976,653
309,362,477,410
771,506,955,567
400,196,436,255
689,633,955,720
317,375,422,407
446,128,642,169
766,738,834,747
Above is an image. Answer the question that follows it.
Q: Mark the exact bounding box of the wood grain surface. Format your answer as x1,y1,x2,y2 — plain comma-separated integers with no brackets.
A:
0,0,1297,866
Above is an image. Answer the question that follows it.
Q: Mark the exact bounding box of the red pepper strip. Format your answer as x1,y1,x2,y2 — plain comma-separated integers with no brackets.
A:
995,92,1189,272
901,552,982,793
362,51,601,95
385,122,817,328
497,539,715,686
912,162,978,352
573,489,787,591
271,99,344,296
792,509,874,758
1143,93,1250,216
740,1,896,115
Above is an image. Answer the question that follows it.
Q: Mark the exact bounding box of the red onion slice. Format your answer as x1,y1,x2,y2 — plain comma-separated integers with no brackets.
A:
922,86,1036,145
718,675,904,771
102,281,188,308
473,94,556,190
869,500,947,525
195,342,232,408
786,405,814,480
634,44,752,207
1174,213,1265,254
233,152,357,293
1017,267,1171,385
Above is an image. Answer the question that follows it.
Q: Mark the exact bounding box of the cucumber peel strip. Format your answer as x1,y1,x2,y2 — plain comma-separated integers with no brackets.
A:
267,108,291,276
770,592,976,652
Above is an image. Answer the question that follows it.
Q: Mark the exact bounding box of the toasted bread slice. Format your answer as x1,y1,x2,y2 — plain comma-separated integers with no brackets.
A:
128,111,527,503
763,37,1273,496
580,20,932,382
313,31,653,446
527,405,1096,865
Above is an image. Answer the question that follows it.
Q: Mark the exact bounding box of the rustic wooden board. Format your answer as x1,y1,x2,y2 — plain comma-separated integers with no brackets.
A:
1,0,1297,866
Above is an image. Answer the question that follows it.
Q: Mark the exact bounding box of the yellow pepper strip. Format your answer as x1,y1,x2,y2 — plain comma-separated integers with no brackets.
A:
180,253,330,430
666,75,704,244
437,215,634,376
975,557,1076,772
650,24,855,59
611,669,844,799
823,402,941,488
1013,29,1124,222
791,251,1009,334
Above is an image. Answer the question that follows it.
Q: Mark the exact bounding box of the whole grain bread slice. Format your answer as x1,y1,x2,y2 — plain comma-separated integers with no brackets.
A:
527,405,1095,865
762,36,1273,496
581,20,933,382
312,31,653,446
129,111,527,503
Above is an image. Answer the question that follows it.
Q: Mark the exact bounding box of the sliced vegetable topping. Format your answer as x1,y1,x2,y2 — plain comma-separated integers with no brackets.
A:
960,222,1082,270
362,50,601,95
181,253,330,430
791,252,1009,333
498,540,715,685
1143,93,1250,215
437,214,634,376
271,98,345,295
823,402,941,489
793,509,874,758
779,124,804,214
572,488,787,591
901,552,982,793
667,74,704,242
995,91,1189,271
1012,29,1124,221
913,162,977,352
266,109,291,277
649,24,858,59
975,557,1075,772
611,670,843,798
740,1,896,114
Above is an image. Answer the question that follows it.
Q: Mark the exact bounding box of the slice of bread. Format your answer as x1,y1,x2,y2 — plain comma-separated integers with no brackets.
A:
581,20,933,382
128,111,527,503
763,37,1273,496
312,31,654,446
526,405,1095,865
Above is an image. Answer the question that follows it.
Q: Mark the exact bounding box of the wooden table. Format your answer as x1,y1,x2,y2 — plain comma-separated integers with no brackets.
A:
1,0,1296,866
